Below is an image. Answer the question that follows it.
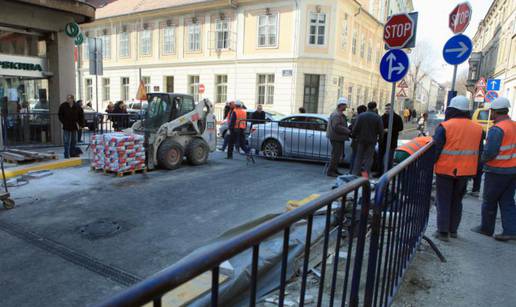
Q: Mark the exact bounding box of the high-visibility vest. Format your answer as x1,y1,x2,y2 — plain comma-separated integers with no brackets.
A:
397,136,433,155
435,118,483,177
486,119,516,169
234,108,247,129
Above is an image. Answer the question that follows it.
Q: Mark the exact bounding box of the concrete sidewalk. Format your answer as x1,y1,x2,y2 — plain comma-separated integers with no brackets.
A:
393,193,516,307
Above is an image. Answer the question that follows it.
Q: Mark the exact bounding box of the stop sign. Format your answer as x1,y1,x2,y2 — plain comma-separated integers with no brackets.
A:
383,13,415,49
449,2,472,34
199,84,205,94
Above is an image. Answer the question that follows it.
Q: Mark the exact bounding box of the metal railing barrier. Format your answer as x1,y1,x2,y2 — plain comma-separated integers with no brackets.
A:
363,141,444,307
98,177,372,307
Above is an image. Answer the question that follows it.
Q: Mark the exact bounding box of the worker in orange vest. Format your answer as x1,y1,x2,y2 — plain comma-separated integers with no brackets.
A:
472,97,516,241
393,136,433,163
227,100,250,159
433,96,483,242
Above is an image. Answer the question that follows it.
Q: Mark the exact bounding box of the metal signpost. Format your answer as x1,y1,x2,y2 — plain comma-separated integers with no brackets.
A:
88,37,103,112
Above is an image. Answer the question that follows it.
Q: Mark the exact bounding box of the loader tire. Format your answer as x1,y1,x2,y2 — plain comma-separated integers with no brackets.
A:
186,138,209,166
157,139,184,170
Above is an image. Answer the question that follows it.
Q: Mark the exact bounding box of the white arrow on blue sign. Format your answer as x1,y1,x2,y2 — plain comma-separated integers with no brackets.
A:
443,34,473,65
487,79,501,91
380,49,410,83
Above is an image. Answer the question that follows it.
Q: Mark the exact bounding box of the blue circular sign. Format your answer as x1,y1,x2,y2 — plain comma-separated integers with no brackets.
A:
379,49,410,83
485,90,499,103
443,34,473,65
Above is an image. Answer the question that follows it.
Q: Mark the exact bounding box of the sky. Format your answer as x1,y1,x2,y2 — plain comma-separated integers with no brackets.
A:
412,0,494,84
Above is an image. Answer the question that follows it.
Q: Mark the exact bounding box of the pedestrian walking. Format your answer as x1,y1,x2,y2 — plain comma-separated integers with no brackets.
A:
227,100,250,159
351,102,383,177
76,100,85,143
349,105,367,172
411,109,417,123
471,97,516,241
58,94,81,159
325,97,351,177
433,96,483,241
403,108,410,123
379,103,404,174
417,112,428,136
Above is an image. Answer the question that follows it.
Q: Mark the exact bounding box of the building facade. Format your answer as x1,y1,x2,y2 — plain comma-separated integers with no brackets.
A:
468,0,516,119
0,0,94,146
79,0,416,118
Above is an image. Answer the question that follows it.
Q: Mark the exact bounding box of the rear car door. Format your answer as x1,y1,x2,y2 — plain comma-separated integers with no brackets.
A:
302,117,330,159
278,116,306,157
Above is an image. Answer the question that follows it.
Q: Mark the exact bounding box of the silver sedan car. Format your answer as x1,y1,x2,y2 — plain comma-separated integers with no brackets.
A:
248,114,353,163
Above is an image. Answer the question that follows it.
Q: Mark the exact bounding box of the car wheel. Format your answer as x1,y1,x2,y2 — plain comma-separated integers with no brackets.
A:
262,139,282,160
157,139,184,170
186,138,209,166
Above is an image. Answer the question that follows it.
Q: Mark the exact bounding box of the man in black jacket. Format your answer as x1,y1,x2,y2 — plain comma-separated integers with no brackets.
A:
351,102,383,177
379,103,404,174
58,95,80,158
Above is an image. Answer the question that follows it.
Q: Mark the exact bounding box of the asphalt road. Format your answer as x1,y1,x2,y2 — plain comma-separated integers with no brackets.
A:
0,152,335,307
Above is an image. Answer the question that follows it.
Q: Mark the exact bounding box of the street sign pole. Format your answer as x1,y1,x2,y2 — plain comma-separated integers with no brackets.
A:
384,81,397,173
451,64,458,92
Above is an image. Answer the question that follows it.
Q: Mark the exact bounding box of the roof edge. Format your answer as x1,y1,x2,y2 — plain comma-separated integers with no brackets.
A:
13,0,96,21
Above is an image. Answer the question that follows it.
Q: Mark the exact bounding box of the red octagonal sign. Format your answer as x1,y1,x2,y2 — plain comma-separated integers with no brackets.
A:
383,13,414,49
449,2,472,34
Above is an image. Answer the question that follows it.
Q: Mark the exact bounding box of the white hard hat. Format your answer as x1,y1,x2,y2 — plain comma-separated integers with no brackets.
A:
491,97,511,110
337,97,348,106
235,100,243,107
449,95,470,111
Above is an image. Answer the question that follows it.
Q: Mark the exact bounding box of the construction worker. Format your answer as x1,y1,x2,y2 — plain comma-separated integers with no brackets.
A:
393,136,433,163
227,100,249,159
433,96,483,241
472,97,516,241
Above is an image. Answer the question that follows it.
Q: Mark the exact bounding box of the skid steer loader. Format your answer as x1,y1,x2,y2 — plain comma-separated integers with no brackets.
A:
128,93,217,170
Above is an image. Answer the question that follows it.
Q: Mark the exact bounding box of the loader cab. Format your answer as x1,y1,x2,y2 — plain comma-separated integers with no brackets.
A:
144,93,196,131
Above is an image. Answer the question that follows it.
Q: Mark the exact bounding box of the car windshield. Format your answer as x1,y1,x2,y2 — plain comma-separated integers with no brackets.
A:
477,110,490,121
268,111,284,121
144,95,171,130
130,102,148,110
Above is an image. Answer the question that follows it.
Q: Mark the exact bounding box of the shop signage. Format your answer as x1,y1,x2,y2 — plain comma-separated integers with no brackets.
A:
0,55,48,78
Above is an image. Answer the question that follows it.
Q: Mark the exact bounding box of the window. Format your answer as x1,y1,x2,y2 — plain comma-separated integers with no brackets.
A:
142,76,151,93
373,89,378,103
341,14,349,49
258,14,278,47
337,76,344,99
309,12,326,45
163,26,175,54
360,34,365,58
102,78,110,101
357,85,362,104
100,33,111,59
348,84,353,105
216,19,229,50
140,29,152,56
352,31,357,55
85,79,93,101
121,77,130,101
215,75,228,103
188,23,201,52
364,88,369,103
188,75,200,101
257,74,275,104
119,31,130,57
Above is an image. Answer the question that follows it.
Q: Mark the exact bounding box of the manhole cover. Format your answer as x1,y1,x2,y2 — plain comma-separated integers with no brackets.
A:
79,220,122,240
